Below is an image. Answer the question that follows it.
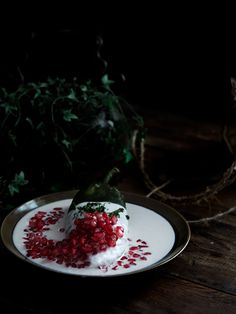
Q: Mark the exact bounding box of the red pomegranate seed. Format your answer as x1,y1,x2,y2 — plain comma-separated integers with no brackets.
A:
110,215,118,225
112,265,118,270
54,207,62,211
143,252,152,255
121,256,127,260
24,207,129,270
133,253,140,258
130,246,139,251
92,231,105,241
104,224,113,235
71,248,78,256
102,212,108,219
99,244,107,251
115,226,124,238
71,238,79,247
123,264,130,268
140,256,147,260
108,239,116,247
97,220,106,228
62,247,69,255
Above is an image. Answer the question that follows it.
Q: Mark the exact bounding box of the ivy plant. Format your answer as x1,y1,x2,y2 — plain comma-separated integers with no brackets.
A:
0,75,144,209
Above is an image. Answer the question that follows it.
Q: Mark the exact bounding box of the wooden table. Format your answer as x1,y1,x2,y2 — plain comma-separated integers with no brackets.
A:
0,112,236,313
0,175,235,314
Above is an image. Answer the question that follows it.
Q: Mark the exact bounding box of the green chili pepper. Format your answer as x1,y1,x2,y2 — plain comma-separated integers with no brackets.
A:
69,168,125,212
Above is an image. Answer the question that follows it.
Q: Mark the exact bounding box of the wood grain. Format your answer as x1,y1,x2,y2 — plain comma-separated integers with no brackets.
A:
0,254,235,314
1,111,236,313
164,221,236,294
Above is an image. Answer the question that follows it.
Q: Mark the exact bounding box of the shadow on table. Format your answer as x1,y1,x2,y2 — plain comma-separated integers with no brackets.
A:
1,247,166,314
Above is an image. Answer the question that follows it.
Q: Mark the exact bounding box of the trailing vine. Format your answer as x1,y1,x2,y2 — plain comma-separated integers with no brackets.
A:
0,75,143,209
132,78,236,206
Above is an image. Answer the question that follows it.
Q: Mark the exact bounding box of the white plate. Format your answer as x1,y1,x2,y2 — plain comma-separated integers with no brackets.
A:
1,191,190,277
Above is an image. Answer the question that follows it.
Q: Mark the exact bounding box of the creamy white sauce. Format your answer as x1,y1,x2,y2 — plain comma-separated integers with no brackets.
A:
66,202,129,268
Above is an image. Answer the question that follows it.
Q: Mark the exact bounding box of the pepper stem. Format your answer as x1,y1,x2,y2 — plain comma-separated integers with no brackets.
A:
103,168,120,184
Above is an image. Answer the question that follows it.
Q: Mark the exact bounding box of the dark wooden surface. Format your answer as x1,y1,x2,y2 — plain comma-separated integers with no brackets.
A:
0,112,236,313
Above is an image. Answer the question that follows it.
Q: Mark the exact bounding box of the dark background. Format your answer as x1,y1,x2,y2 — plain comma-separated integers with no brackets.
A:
0,12,235,120
1,10,236,197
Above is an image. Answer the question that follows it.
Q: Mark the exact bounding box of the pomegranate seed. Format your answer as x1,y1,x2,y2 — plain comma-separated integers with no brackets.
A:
92,231,105,241
23,207,130,270
52,248,60,257
83,244,93,253
71,238,78,247
102,212,109,220
140,256,147,260
121,256,127,260
70,248,78,256
108,239,116,247
133,253,140,258
97,220,106,228
84,213,96,219
123,264,130,268
115,226,124,238
62,247,69,254
112,265,118,270
130,246,139,251
110,215,118,225
91,219,97,227
104,224,113,235
143,252,152,255
99,244,107,251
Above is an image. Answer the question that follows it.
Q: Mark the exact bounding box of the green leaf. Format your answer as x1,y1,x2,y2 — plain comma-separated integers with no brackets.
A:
80,85,88,92
8,185,19,196
34,89,41,99
0,75,144,207
38,83,48,88
14,171,29,185
36,121,44,130
0,103,17,114
26,117,34,128
67,88,79,102
8,171,29,196
62,139,72,149
8,131,17,146
123,148,133,163
101,75,114,89
62,109,78,122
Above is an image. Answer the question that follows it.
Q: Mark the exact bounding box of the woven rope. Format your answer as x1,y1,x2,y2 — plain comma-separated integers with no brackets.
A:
132,129,236,223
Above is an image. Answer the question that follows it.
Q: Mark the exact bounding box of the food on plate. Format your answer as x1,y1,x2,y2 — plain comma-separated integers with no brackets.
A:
24,168,129,270
65,168,129,268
